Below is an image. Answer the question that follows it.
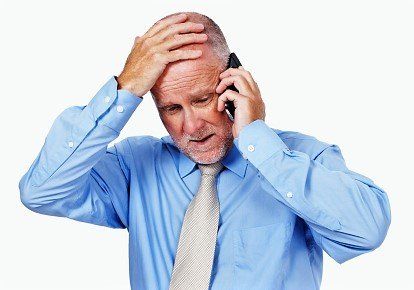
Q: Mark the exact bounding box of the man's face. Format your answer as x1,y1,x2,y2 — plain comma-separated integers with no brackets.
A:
151,46,233,164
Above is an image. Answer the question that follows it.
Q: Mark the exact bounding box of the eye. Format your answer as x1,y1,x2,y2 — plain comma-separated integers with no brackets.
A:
164,105,180,114
197,97,209,103
194,95,212,106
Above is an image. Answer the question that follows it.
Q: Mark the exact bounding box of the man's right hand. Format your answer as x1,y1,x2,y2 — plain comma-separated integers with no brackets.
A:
117,13,208,97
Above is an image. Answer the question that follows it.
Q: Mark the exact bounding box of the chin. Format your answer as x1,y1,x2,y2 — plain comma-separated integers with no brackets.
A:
190,152,223,165
186,140,232,165
172,124,234,165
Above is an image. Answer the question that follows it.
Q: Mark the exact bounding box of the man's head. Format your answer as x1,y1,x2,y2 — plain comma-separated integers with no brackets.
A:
151,12,234,165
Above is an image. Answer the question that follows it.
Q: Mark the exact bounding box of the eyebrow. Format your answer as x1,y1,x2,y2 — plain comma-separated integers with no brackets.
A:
157,93,214,108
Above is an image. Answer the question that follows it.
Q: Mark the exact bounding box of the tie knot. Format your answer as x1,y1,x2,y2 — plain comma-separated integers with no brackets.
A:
198,161,224,176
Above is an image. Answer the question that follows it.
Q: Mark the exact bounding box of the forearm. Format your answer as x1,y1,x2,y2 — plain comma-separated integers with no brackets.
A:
234,120,391,262
19,76,142,227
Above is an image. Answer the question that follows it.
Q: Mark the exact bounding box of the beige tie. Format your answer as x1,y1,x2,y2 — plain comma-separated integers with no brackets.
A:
169,161,224,290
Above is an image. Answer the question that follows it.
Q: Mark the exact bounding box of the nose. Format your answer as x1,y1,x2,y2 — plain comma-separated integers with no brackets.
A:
183,109,206,136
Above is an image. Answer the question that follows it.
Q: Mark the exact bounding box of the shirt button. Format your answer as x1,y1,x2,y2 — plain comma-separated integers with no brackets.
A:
286,191,293,198
116,105,124,113
242,153,247,159
247,144,255,152
104,96,111,103
68,141,74,148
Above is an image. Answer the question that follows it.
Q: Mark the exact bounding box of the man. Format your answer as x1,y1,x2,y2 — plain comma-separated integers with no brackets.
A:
19,11,391,290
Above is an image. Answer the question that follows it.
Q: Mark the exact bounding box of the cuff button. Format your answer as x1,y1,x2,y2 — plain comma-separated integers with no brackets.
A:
116,105,124,113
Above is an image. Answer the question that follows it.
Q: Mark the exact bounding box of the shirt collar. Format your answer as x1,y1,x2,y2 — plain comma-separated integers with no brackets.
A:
161,135,248,179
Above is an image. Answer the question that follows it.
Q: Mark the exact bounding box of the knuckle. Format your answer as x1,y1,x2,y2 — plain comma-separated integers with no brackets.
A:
167,25,176,35
153,52,164,62
235,75,243,81
177,33,191,42
185,33,197,42
188,33,199,40
177,22,187,30
193,33,203,39
142,38,151,49
179,22,191,31
148,45,156,54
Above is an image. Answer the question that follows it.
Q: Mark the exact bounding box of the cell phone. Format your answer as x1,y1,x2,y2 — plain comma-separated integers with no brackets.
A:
224,52,242,121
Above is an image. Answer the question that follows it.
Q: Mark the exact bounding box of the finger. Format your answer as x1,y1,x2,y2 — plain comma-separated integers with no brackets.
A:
146,13,188,38
134,36,141,44
220,67,256,91
159,33,208,51
217,89,244,112
215,75,252,95
166,49,203,63
155,22,205,41
130,36,141,52
219,66,244,78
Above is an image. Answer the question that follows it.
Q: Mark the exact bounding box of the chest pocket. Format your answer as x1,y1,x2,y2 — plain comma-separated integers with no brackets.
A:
233,222,292,290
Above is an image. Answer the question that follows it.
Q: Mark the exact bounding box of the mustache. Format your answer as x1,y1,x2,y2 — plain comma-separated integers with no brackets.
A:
188,133,214,141
182,129,214,142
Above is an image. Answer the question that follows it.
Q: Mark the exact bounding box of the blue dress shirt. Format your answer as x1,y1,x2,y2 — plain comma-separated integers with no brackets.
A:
19,76,391,290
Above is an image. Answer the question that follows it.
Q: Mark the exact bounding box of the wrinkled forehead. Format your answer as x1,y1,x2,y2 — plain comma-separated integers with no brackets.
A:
151,51,223,102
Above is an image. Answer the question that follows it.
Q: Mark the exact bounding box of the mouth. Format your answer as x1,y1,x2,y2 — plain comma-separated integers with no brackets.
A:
190,134,215,146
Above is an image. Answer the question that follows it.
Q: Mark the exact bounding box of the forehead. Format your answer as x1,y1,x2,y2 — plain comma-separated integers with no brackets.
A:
152,60,222,105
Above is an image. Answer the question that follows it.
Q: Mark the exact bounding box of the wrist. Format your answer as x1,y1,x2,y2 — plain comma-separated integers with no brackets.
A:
116,74,143,98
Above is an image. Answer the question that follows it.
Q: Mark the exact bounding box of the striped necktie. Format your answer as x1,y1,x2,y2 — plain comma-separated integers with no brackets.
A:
169,161,224,290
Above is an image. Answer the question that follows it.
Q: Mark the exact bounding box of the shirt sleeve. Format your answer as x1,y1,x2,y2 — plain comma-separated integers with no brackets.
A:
234,119,391,263
18,76,143,229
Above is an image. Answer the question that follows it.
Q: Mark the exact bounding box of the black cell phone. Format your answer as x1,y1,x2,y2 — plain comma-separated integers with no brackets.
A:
224,52,242,121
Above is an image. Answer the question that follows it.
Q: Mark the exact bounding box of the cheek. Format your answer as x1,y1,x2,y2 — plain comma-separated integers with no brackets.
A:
161,116,183,137
210,102,230,122
205,98,227,122
209,112,232,135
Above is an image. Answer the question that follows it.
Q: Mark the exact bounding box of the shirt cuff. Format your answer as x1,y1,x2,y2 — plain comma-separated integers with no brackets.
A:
86,76,143,133
234,120,291,167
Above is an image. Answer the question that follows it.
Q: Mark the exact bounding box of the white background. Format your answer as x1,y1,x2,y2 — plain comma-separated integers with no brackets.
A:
1,1,412,289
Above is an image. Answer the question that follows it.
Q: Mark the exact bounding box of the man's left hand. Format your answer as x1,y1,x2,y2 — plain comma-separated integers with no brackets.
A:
216,66,266,139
